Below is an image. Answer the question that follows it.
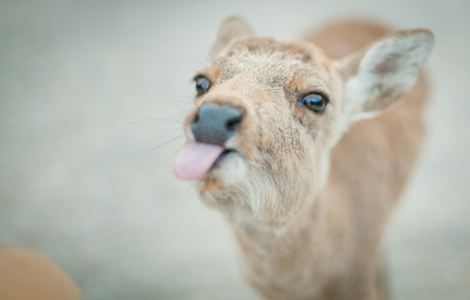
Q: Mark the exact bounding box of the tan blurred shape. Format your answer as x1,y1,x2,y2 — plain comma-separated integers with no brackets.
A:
0,248,81,300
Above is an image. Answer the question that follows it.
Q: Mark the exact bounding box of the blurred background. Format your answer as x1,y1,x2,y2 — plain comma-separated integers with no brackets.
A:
1,0,469,299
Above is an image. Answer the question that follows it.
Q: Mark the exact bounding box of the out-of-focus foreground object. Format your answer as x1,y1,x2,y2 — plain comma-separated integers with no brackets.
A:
0,248,81,300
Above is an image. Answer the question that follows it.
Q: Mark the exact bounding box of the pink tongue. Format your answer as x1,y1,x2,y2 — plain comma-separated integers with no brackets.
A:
174,143,225,180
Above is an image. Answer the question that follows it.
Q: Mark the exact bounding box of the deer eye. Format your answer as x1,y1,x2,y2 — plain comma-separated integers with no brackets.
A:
299,92,328,113
194,76,211,96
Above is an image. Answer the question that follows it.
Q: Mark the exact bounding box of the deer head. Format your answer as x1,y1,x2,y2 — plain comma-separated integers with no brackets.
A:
174,16,434,225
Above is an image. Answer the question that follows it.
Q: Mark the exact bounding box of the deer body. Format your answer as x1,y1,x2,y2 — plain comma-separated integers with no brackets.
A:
174,17,433,300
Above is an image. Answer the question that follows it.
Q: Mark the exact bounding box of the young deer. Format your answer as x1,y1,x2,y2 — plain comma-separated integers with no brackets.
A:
174,16,434,300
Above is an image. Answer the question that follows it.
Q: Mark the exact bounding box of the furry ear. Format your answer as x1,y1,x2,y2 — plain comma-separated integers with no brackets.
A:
210,16,254,60
336,29,434,120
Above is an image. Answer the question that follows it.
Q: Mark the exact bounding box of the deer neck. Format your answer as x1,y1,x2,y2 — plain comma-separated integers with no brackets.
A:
228,189,348,298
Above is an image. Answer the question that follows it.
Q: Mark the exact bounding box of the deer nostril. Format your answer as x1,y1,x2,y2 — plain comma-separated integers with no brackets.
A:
225,115,242,131
192,112,200,124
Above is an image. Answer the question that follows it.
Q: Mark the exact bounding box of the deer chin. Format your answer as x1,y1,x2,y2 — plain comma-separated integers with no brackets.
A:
197,149,247,192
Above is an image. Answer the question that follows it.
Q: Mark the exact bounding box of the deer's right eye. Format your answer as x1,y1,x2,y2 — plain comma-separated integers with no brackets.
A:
194,76,211,96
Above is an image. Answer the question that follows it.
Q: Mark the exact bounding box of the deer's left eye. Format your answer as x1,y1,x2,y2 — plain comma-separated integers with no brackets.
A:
299,93,328,113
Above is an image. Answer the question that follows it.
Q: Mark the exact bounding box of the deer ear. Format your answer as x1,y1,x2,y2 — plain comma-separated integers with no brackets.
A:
336,29,434,120
210,16,254,60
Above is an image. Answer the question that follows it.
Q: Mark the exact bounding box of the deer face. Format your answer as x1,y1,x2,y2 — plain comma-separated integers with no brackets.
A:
176,36,343,224
174,17,433,225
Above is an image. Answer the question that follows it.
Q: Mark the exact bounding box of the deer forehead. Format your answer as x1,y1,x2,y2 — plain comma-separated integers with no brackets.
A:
215,39,336,91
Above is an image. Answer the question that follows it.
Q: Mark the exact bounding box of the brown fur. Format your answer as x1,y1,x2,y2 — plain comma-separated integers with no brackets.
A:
181,17,433,300
0,248,81,300
237,22,428,300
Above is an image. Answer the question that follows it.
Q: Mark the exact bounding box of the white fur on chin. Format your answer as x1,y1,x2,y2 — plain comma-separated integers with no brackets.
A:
210,151,247,185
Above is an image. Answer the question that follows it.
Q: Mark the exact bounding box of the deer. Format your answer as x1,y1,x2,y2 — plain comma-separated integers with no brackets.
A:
173,16,434,300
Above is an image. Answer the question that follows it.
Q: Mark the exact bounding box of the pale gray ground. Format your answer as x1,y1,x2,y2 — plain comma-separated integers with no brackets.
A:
0,1,469,299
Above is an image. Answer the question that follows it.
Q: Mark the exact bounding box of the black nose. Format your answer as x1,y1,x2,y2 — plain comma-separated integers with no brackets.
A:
191,103,243,146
